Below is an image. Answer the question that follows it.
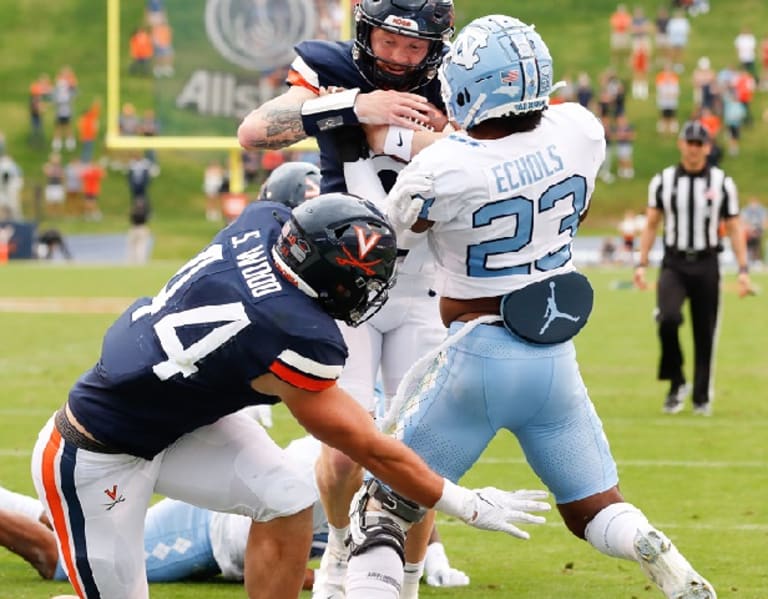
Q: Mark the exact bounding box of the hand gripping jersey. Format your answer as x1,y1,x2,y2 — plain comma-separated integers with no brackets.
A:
407,102,606,298
289,40,444,195
67,202,347,459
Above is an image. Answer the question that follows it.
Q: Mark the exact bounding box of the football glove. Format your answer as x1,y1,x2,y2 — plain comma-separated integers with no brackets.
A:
385,171,433,237
434,480,550,540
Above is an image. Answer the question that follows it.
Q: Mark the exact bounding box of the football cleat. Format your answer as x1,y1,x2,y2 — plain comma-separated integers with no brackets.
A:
633,529,717,598
663,383,690,414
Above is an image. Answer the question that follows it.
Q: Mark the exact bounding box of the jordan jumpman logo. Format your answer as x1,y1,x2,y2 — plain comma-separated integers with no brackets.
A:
539,281,580,335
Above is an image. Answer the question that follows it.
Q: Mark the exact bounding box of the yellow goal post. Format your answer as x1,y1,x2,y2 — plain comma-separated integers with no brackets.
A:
106,0,352,193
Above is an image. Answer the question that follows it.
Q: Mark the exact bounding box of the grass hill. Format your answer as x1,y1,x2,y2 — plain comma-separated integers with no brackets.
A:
1,0,767,259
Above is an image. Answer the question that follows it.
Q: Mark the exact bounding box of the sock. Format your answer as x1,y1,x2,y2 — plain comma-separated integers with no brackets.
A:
424,542,449,579
400,560,425,599
327,523,349,557
346,546,403,599
584,502,651,561
0,486,44,522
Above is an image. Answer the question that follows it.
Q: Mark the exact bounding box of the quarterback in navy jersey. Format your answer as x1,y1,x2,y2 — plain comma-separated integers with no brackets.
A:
237,3,463,597
31,192,550,599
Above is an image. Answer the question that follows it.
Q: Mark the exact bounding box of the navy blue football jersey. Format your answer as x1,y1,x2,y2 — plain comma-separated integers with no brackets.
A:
290,40,444,194
67,202,347,459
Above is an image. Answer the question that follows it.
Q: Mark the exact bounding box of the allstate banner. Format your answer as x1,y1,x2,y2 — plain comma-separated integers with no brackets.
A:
0,221,36,259
144,0,347,137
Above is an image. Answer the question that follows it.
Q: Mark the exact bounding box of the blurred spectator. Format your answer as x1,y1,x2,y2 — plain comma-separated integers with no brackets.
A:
151,16,174,77
630,6,652,52
145,0,166,27
575,72,594,110
241,150,261,188
654,6,671,65
666,9,690,72
613,114,636,179
0,152,24,220
630,41,650,99
203,160,225,222
597,68,625,118
618,209,642,262
28,73,52,148
138,108,160,171
111,102,140,171
732,68,756,127
77,99,101,164
742,197,767,267
722,90,747,156
734,26,757,80
655,62,680,134
609,4,632,68
598,115,615,184
261,149,285,173
698,106,723,166
51,66,78,152
129,27,154,76
126,154,154,264
80,161,105,221
64,157,83,215
43,153,66,218
692,56,716,111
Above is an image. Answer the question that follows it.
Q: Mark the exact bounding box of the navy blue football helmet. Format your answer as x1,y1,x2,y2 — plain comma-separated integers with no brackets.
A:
272,193,397,326
258,161,321,208
438,15,555,130
353,0,454,91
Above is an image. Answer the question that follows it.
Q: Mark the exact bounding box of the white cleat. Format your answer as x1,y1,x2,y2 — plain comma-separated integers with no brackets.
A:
633,529,717,598
312,546,348,599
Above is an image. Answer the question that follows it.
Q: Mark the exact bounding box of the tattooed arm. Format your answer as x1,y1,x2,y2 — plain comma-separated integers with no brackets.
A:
237,85,317,151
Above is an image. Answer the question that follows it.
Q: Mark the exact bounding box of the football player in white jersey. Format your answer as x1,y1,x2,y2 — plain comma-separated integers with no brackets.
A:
344,15,717,599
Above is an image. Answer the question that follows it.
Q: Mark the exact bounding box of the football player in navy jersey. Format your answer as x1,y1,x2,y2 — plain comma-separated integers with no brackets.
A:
237,2,463,596
30,192,550,599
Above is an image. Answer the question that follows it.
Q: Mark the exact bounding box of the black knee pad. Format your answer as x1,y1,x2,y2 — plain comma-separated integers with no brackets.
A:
347,479,427,565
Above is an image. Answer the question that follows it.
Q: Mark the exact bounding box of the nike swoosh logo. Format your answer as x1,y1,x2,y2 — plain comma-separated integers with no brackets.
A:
396,131,404,147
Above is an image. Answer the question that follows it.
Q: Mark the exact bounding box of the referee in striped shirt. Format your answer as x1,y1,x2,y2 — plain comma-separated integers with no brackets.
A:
634,120,752,416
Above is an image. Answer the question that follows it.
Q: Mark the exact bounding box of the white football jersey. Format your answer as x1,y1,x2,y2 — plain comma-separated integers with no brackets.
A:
401,102,605,299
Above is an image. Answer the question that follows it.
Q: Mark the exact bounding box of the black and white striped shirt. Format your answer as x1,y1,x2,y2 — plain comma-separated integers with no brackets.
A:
647,164,739,251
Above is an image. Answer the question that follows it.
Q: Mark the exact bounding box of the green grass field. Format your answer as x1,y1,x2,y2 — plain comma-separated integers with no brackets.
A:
0,263,765,598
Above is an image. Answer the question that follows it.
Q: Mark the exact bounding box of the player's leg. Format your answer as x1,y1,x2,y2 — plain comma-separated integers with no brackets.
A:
511,343,716,598
378,287,453,598
155,412,317,599
0,507,59,579
31,414,156,598
313,320,381,598
346,322,496,599
244,505,314,598
143,498,220,581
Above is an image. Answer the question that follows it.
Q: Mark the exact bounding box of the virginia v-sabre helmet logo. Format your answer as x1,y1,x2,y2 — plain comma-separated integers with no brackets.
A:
353,0,454,91
439,14,555,130
272,193,398,326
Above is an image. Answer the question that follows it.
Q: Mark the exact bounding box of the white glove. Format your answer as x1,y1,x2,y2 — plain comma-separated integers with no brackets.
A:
242,404,274,428
434,480,550,540
385,171,433,237
425,566,470,588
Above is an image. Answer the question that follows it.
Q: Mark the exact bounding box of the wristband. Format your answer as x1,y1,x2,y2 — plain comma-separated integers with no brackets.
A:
300,88,360,135
383,126,414,162
433,478,475,523
635,262,648,269
739,265,749,274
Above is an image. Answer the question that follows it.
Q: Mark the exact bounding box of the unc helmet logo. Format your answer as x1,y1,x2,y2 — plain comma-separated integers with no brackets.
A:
205,0,317,71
